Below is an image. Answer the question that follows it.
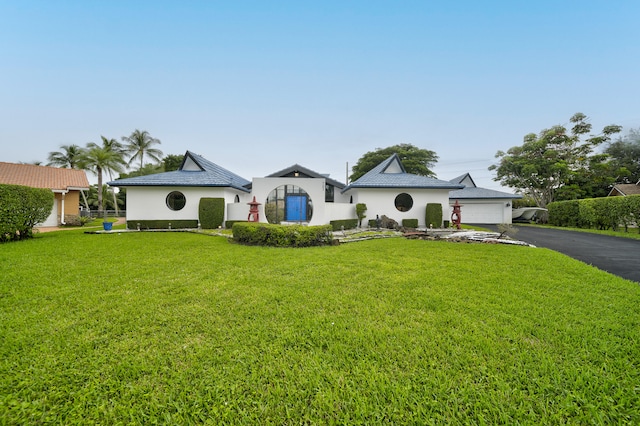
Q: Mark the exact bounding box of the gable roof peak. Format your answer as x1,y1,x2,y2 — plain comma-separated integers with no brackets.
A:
181,151,206,171
449,173,477,188
266,163,345,188
381,153,407,174
343,153,463,192
109,151,251,192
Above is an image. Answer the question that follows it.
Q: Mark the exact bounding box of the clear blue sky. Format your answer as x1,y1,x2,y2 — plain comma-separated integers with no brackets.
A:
2,1,639,191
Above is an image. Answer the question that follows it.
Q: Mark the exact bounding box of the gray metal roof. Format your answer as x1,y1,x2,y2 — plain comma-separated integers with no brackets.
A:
342,153,464,192
449,173,476,187
449,186,522,200
266,164,346,189
108,151,251,192
448,173,521,199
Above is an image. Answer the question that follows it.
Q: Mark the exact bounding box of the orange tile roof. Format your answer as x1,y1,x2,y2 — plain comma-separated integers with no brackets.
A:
0,162,90,191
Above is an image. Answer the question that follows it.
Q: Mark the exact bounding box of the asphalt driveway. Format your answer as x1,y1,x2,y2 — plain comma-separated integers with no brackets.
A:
481,225,640,283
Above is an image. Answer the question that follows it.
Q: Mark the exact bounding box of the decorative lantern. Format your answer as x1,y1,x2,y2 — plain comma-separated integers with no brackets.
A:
247,196,261,222
451,200,462,229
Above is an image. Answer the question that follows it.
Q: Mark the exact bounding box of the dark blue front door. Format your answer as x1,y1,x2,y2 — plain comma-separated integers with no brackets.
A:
286,195,307,221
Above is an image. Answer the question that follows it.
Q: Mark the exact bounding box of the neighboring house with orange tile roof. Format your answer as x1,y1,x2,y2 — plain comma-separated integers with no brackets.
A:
0,162,90,226
608,181,640,197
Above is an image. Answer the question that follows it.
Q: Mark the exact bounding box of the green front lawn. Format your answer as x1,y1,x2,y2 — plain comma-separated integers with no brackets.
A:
1,231,639,424
521,223,640,240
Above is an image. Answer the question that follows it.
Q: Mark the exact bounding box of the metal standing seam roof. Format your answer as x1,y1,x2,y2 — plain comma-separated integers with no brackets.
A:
449,172,476,187
266,163,346,188
342,153,464,192
107,151,251,192
0,162,90,191
448,174,522,199
448,187,522,199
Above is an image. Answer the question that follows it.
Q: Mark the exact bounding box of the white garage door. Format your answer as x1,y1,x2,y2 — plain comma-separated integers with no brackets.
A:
457,203,503,224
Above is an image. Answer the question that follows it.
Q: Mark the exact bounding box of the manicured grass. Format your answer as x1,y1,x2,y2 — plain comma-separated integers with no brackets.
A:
1,231,639,424
54,218,121,231
520,223,640,240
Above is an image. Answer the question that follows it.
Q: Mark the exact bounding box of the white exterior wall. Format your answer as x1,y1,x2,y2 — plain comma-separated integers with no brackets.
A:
124,183,511,228
250,177,328,226
347,188,451,227
449,199,512,224
227,201,249,222
325,202,357,222
124,186,249,222
333,190,351,203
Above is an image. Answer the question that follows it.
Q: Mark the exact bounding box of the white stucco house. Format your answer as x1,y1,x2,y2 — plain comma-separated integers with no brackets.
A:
108,151,520,229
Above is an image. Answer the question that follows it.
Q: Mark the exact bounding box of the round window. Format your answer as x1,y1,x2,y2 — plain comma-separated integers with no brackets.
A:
265,185,313,224
394,193,413,212
166,191,186,211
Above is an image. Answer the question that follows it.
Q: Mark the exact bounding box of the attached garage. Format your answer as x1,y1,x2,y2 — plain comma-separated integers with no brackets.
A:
448,199,509,224
448,173,521,225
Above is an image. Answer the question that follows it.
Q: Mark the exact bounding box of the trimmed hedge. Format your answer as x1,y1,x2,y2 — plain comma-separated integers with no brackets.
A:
126,220,198,230
329,219,358,231
402,218,419,228
199,197,225,229
548,195,640,232
355,203,367,227
547,200,583,228
232,223,333,247
1,184,54,242
425,203,443,228
225,220,247,229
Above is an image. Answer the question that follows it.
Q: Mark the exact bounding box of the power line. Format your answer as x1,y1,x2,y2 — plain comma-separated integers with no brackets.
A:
436,159,495,166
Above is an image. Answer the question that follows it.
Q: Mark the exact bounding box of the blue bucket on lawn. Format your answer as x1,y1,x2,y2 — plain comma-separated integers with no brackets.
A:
103,222,113,231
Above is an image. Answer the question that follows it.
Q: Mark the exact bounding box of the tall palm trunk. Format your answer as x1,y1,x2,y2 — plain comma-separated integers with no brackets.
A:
96,166,104,217
106,170,119,215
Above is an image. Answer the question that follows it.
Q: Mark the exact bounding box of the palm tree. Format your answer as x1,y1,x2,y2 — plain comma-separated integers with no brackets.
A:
121,129,163,171
86,184,123,211
47,144,84,168
99,136,126,215
80,139,126,215
99,136,125,156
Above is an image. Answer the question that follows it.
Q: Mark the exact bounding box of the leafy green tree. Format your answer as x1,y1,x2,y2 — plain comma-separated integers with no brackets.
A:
555,152,620,200
122,129,163,171
490,113,621,209
117,163,164,179
162,154,184,172
350,144,438,182
47,144,84,168
604,128,640,184
79,138,126,214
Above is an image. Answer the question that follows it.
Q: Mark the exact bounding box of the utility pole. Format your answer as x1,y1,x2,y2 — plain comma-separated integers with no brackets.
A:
345,162,349,184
